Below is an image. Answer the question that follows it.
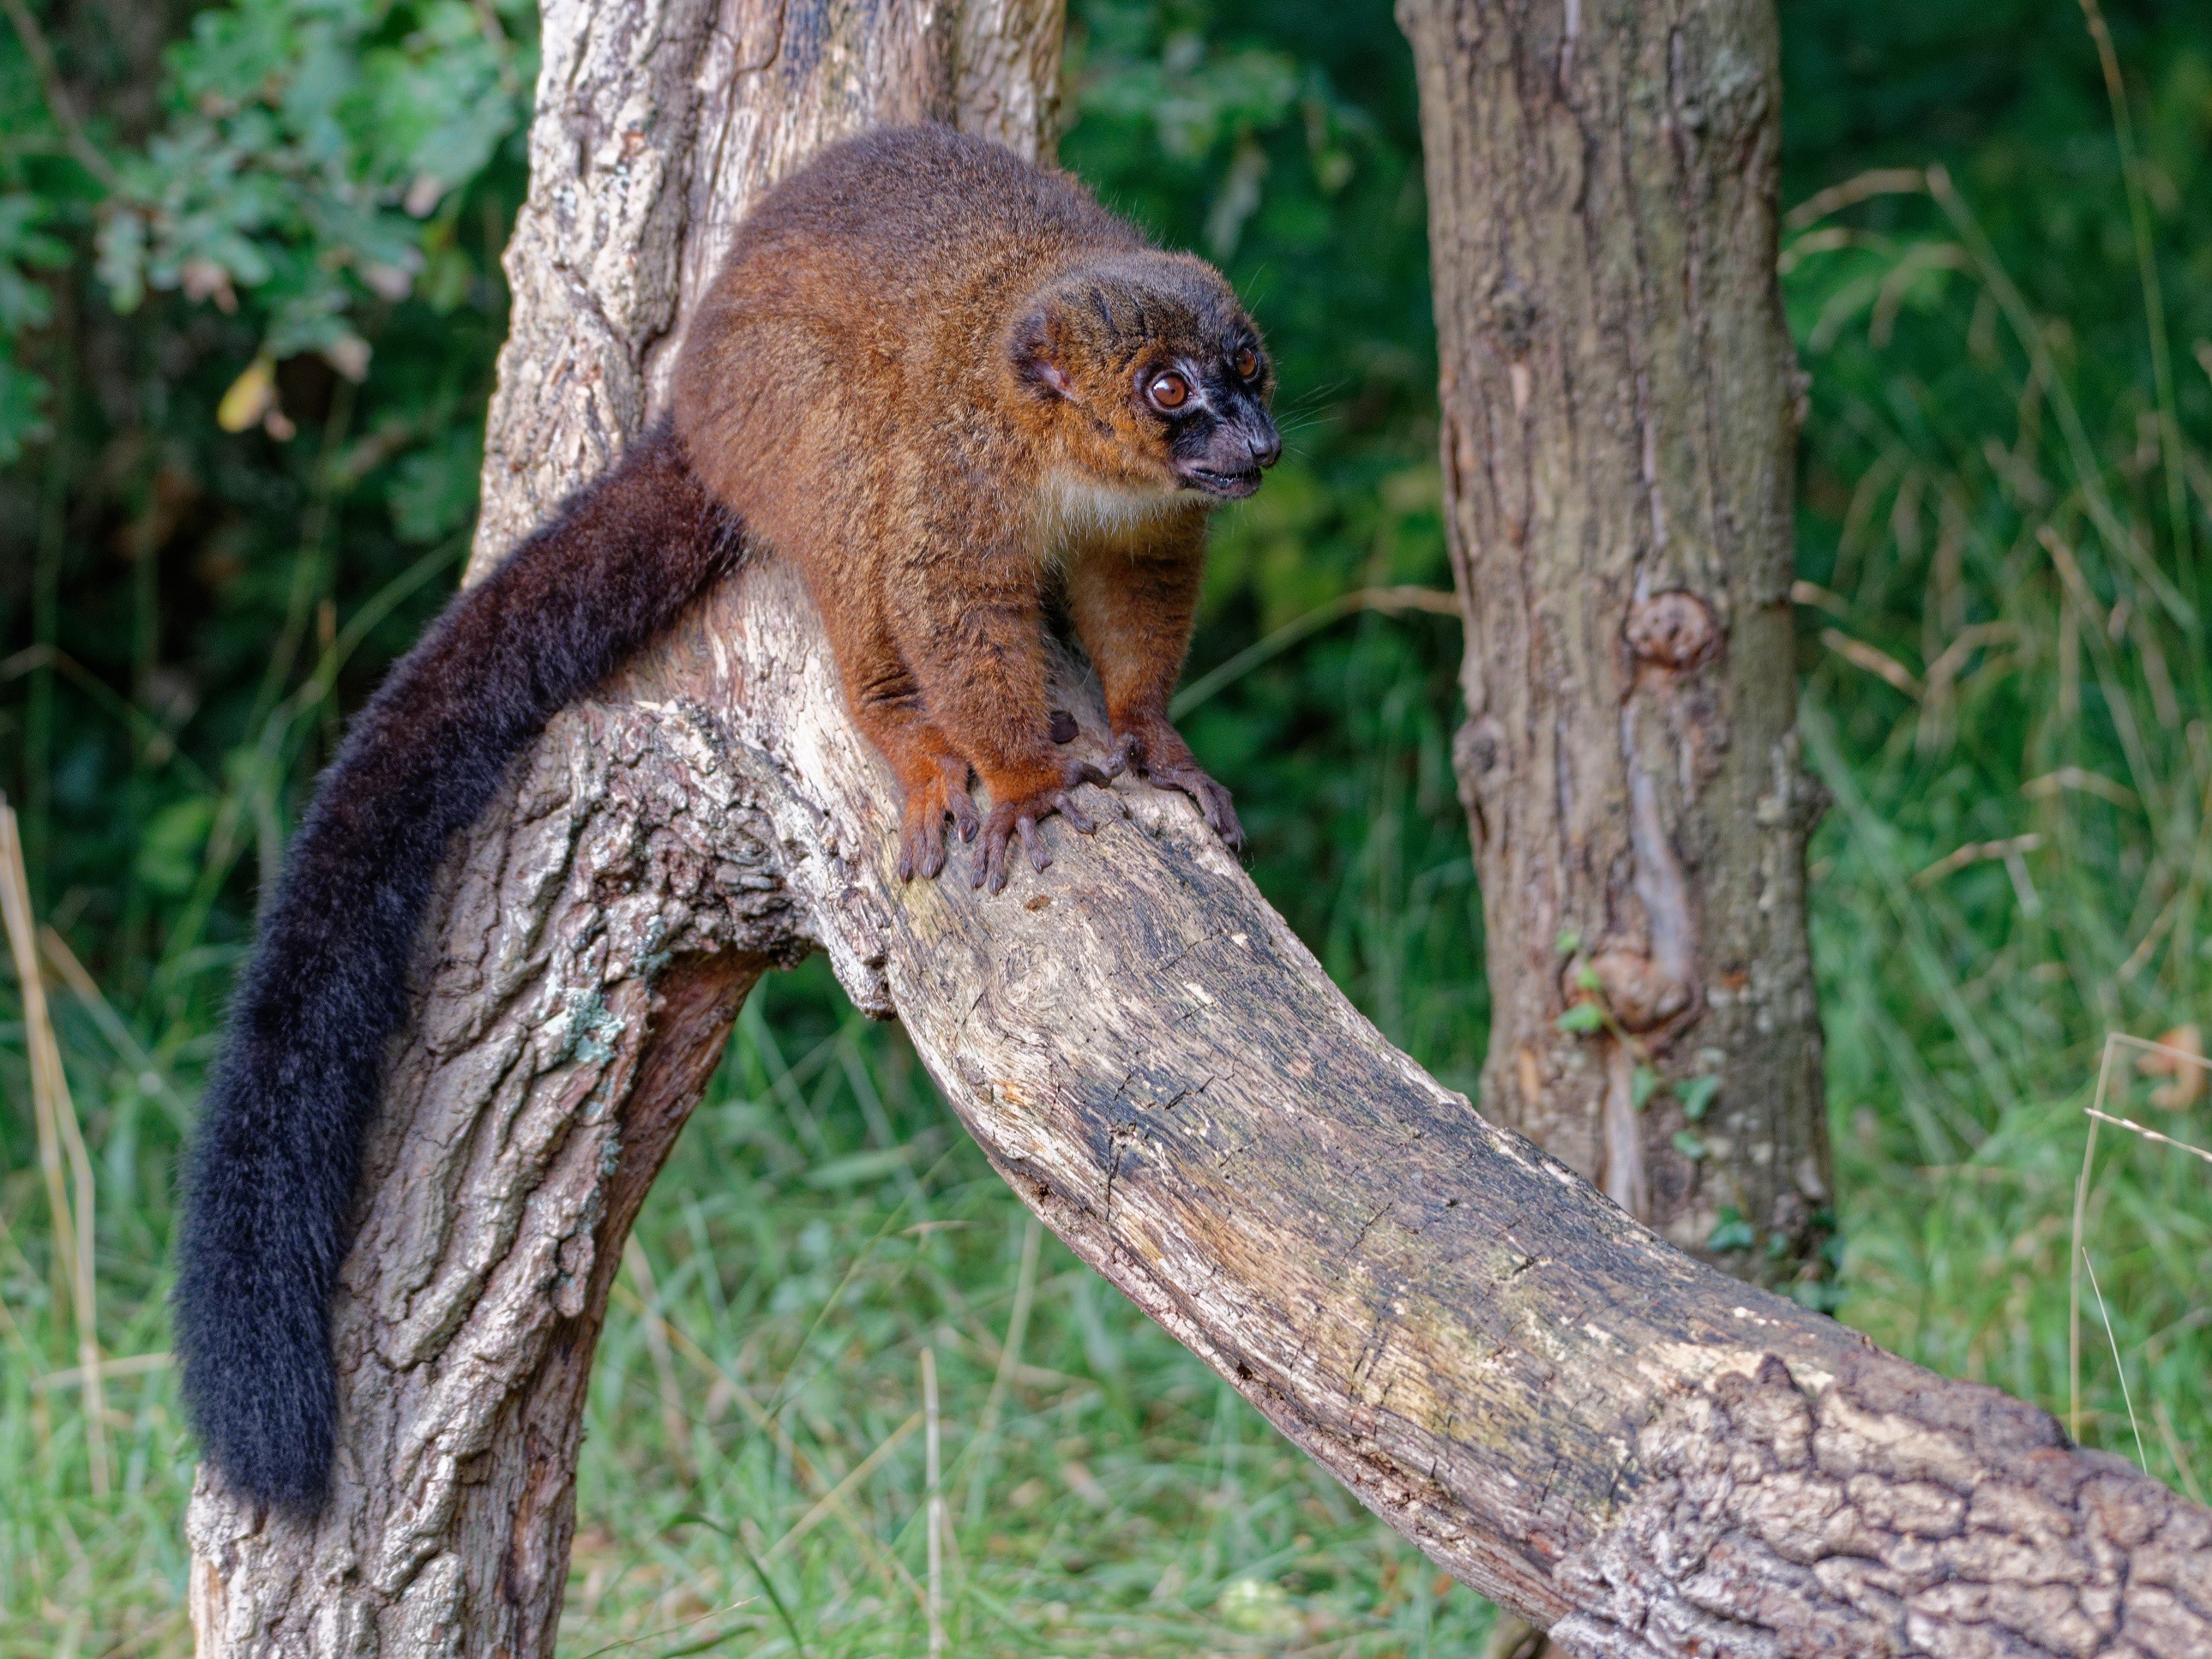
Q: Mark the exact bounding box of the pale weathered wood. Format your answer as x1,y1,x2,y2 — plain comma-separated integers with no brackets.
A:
183,691,787,1652
1399,0,1830,1277
187,1,2212,1655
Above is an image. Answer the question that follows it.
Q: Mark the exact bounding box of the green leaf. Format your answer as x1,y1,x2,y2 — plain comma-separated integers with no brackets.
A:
1554,1002,1603,1035
1554,928,1582,957
134,796,219,897
1677,1074,1721,1121
1631,1066,1661,1111
1792,1278,1846,1314
0,358,50,463
1706,1208,1755,1252
1670,1130,1708,1162
1573,962,1602,992
93,0,530,375
388,429,484,543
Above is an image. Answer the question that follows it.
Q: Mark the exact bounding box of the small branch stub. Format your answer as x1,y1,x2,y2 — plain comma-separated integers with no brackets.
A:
1583,947,1695,1034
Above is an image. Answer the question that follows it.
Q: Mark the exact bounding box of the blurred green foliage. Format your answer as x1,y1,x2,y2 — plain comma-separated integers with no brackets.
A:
1777,0,2212,1493
3,0,2211,1650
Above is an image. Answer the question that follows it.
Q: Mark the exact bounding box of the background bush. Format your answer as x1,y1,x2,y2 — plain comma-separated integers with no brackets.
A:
2,0,2208,1650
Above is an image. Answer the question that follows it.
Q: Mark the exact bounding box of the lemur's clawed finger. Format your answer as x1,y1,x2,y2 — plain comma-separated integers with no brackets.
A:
971,777,1105,891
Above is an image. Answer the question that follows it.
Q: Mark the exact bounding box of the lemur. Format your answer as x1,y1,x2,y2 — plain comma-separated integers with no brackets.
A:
174,124,1279,1511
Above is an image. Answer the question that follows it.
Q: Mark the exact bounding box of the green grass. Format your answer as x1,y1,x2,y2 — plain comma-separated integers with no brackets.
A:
1783,127,2212,1500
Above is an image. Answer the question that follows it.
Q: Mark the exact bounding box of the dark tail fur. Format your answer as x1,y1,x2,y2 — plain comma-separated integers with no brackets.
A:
173,420,742,1510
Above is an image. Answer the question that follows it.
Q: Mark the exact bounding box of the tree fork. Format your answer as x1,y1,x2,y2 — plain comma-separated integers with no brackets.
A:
186,1,2212,1654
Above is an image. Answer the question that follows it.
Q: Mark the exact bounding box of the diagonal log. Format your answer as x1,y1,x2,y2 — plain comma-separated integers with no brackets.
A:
184,0,2212,1654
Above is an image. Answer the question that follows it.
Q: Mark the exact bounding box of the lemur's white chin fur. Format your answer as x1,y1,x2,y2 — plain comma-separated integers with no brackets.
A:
1037,467,1182,555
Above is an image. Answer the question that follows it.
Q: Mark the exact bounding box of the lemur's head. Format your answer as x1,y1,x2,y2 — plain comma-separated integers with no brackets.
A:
1010,252,1279,501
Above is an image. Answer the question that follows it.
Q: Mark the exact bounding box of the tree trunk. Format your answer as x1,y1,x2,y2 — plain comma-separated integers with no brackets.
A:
1399,0,1830,1283
183,3,2212,1656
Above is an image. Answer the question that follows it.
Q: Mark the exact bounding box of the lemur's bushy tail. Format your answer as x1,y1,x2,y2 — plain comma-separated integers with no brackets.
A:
174,421,742,1511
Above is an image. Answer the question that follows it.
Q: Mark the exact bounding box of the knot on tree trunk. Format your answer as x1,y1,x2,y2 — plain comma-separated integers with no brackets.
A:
1625,592,1722,675
1576,948,1697,1035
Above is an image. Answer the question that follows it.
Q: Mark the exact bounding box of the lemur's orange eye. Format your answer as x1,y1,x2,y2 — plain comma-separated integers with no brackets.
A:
1233,346,1259,380
1147,371,1191,411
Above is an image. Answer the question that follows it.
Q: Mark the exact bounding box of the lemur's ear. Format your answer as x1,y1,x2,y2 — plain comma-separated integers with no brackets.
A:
1011,304,1076,400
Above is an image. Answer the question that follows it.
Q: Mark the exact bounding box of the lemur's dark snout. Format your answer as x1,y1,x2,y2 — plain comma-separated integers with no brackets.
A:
1176,405,1281,498
1247,418,1282,469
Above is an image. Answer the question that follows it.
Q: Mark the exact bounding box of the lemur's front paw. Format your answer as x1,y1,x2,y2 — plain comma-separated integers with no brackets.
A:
972,757,1115,893
899,759,981,882
1145,760,1243,851
1109,725,1243,852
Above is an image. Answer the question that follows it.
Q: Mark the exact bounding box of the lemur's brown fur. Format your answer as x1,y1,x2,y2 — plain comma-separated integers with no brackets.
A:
676,124,1278,888
176,125,1277,1510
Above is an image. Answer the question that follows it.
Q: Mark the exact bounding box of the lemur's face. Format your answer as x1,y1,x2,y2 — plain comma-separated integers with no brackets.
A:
1136,318,1280,499
1012,254,1281,501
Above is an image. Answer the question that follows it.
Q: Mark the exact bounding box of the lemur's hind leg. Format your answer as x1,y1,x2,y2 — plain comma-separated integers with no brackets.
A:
822,601,980,881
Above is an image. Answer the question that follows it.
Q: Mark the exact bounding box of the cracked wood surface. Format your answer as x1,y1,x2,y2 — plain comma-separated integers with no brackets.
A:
186,0,2212,1653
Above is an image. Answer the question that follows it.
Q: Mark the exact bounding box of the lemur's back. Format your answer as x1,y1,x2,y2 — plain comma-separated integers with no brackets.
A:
718,123,1138,292
673,125,1146,553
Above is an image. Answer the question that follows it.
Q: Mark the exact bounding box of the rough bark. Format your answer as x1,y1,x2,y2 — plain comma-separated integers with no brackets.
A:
1399,0,1830,1278
184,2,2212,1655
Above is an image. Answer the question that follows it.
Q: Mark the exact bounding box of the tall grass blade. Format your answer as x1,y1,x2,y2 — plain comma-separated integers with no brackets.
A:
2075,0,2193,589
622,1235,697,1485
2071,1035,2119,1444
2079,1248,2148,1473
0,792,108,1495
924,1342,946,1659
1170,586,1457,718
